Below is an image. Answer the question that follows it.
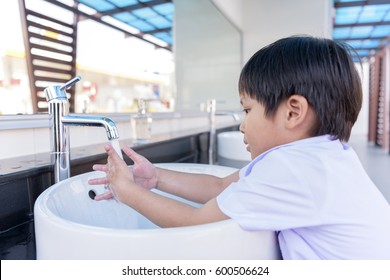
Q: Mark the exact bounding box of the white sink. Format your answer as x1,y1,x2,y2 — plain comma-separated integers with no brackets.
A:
34,163,280,259
217,131,251,168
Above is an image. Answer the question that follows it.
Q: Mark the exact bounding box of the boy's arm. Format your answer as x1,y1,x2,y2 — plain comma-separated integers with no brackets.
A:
104,144,230,227
122,145,239,203
122,184,229,227
156,167,239,203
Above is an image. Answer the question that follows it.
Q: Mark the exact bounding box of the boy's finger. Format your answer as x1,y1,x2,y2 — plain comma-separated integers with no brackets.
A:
94,190,114,201
123,146,144,164
88,177,109,185
92,164,108,172
104,144,124,164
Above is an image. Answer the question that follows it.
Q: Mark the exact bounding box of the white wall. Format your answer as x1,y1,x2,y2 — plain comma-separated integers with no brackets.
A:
351,62,370,136
174,0,242,111
212,0,243,31
241,0,333,62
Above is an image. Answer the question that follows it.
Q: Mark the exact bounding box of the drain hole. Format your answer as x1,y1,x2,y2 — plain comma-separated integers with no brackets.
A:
88,190,97,200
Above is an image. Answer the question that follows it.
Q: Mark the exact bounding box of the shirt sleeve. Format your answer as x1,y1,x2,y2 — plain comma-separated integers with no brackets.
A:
217,151,321,231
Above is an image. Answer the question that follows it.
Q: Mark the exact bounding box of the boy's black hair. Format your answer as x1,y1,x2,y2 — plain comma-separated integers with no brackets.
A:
239,35,362,141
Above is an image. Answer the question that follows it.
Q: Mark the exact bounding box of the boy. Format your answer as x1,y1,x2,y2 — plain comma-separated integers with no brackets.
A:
90,36,390,259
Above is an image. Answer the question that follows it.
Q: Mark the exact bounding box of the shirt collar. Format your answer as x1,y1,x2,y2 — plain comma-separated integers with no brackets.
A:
244,135,340,176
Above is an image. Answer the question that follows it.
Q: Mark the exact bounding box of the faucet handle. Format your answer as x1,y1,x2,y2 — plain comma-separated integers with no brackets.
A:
60,76,81,91
45,76,82,101
206,99,216,113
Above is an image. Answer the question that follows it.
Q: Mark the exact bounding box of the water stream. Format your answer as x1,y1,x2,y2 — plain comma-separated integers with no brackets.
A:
110,139,124,160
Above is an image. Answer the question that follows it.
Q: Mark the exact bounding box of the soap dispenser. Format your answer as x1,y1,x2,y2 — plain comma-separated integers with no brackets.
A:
131,99,152,141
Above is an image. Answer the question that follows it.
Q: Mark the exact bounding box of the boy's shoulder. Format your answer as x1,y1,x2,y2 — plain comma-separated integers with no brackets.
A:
242,135,352,177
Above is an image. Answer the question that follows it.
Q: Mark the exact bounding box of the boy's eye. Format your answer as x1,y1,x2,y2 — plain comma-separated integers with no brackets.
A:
242,108,249,114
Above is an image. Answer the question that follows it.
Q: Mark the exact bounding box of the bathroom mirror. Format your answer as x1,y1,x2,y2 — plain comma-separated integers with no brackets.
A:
0,0,242,116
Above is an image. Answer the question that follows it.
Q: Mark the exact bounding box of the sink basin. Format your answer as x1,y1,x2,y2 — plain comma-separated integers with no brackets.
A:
34,163,280,259
217,131,251,168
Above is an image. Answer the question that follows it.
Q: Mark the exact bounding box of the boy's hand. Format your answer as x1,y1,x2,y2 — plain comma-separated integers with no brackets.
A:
122,146,157,190
88,145,157,201
88,144,134,201
102,144,135,202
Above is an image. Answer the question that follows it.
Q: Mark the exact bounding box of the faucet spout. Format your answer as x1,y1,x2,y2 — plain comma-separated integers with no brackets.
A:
62,115,119,140
206,99,241,165
215,111,241,122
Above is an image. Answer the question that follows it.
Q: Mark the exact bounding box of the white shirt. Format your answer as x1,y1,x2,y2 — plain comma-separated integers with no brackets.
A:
217,135,390,259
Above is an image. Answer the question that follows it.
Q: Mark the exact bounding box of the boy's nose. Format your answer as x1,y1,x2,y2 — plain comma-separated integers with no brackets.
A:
239,122,245,134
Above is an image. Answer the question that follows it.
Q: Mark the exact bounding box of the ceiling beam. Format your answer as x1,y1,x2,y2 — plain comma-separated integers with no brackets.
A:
101,0,171,16
335,0,390,8
147,27,170,34
335,36,386,41
352,47,377,50
334,21,390,28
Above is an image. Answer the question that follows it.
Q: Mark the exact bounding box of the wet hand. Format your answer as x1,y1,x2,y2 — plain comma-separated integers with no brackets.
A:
88,162,113,200
101,144,136,202
88,144,135,201
122,146,157,190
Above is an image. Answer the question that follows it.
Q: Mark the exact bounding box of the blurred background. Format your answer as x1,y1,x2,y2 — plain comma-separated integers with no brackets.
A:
0,0,176,114
1,0,390,147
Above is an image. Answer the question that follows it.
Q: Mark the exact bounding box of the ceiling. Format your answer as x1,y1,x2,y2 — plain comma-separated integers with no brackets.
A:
43,0,390,62
44,0,174,50
76,0,173,47
333,0,390,62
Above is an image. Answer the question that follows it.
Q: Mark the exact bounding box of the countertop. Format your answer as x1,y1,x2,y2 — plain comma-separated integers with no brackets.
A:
0,122,239,180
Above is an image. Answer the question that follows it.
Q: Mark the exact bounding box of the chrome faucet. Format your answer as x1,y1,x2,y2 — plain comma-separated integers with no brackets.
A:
215,111,240,122
45,76,119,183
207,99,241,165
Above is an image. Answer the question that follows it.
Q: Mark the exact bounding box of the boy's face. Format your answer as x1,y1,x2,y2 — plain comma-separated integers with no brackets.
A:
239,93,287,159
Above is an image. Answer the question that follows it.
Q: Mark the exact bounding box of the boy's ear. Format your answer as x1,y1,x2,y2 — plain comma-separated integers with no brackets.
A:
284,95,311,129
